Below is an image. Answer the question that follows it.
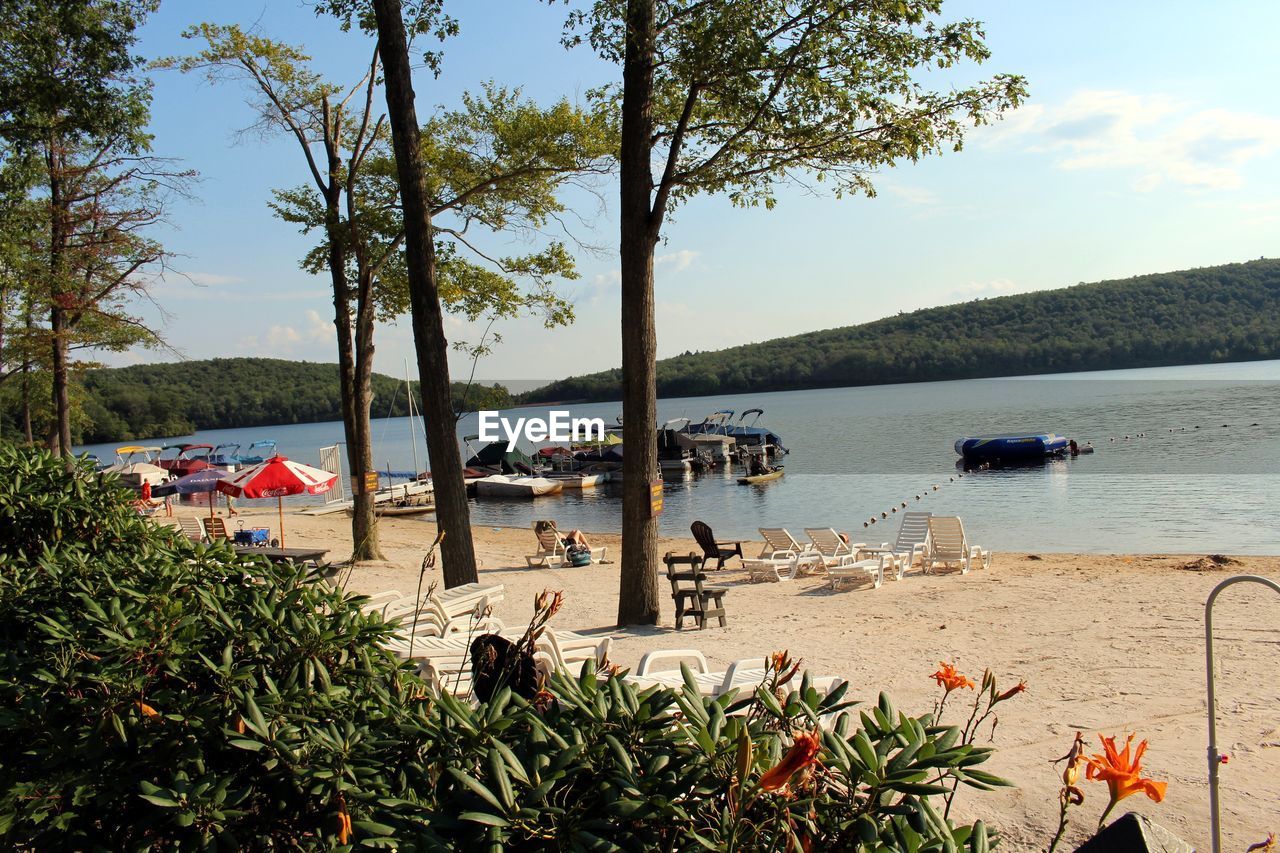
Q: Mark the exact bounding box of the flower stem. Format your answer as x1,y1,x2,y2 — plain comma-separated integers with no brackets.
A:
1097,798,1118,831
1047,793,1071,853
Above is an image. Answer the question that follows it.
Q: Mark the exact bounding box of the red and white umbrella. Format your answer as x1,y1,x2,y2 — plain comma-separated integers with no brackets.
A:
216,455,337,548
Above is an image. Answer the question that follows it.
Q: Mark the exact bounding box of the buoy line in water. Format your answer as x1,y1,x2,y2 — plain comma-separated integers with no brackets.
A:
863,477,956,528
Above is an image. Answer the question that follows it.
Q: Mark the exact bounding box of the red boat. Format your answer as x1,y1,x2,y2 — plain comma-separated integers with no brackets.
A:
158,443,216,478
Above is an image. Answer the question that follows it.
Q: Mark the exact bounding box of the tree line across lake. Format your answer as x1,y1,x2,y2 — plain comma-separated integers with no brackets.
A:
19,257,1277,445
38,359,513,445
522,259,1280,402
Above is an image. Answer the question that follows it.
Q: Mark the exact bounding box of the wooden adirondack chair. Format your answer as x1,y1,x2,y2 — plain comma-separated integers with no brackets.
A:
690,520,744,570
665,552,728,629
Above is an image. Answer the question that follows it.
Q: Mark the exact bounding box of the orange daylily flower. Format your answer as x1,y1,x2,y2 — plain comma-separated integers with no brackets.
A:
1085,733,1167,814
931,662,975,693
335,795,352,844
758,730,821,793
996,679,1028,702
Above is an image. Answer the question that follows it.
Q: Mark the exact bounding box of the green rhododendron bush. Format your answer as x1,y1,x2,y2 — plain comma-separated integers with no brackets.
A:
0,446,1010,850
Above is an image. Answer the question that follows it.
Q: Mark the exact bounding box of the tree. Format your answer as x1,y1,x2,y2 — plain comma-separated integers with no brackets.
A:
365,0,486,587
162,24,412,561
170,16,609,576
0,0,171,455
568,0,1027,624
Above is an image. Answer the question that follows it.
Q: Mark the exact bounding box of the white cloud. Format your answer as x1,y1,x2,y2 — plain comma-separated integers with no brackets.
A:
991,89,1280,192
655,249,699,272
590,269,621,289
266,324,301,347
303,309,330,343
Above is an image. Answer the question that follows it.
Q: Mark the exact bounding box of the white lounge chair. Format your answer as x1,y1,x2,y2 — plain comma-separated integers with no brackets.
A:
743,528,821,582
525,521,607,567
365,582,506,622
859,511,930,577
826,552,894,590
177,516,206,543
803,528,870,574
626,650,842,698
922,516,991,575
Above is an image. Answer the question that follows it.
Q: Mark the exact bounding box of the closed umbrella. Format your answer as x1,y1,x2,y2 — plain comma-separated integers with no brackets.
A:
216,456,337,548
152,466,232,517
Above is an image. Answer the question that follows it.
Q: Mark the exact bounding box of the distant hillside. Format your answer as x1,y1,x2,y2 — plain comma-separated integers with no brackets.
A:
523,259,1280,402
77,358,512,444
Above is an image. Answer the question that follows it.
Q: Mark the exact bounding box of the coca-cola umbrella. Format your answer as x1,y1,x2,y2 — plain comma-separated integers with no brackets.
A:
151,465,233,518
216,456,337,548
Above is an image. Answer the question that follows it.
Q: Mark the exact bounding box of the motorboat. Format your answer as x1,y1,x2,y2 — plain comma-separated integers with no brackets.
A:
170,444,216,478
209,443,242,468
686,408,788,457
102,446,169,488
474,474,564,498
237,440,277,465
546,471,610,489
107,461,169,489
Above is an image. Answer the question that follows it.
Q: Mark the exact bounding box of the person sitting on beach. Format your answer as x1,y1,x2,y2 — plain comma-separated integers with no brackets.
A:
534,519,593,552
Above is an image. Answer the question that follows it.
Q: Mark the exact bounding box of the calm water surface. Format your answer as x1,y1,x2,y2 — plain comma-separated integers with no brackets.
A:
76,360,1280,554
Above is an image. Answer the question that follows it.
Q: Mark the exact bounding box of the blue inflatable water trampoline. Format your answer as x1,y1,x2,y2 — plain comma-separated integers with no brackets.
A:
954,432,1070,463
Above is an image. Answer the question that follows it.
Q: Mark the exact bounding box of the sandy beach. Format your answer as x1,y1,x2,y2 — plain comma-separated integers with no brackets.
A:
178,505,1280,850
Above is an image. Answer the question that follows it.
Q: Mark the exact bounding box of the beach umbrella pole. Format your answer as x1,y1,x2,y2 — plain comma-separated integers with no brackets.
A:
278,495,285,548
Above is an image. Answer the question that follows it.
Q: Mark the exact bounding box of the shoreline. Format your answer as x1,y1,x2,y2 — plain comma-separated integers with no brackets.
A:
170,505,1280,850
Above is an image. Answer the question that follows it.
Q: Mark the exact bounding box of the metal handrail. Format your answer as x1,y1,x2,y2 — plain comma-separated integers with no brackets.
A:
1204,574,1280,853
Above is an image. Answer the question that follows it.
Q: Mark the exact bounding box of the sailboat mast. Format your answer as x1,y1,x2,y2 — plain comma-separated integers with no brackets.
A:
406,358,421,477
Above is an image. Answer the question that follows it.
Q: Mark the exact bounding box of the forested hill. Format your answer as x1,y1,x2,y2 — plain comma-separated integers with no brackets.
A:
77,359,512,444
522,259,1280,403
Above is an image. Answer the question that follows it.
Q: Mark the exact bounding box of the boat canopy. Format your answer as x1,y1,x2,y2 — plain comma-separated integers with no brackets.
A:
116,445,161,455
238,440,277,464
576,444,623,463
465,439,535,474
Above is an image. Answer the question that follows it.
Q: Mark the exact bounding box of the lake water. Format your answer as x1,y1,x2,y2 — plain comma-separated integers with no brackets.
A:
76,360,1280,554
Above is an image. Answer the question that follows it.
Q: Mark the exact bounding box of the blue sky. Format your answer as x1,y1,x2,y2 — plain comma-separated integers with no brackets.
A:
121,0,1280,383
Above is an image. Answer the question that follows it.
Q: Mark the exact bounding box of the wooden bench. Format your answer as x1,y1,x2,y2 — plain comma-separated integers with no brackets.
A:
665,551,728,629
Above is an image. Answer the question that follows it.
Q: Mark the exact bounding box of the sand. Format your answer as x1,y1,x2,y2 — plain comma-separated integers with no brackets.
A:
178,505,1280,850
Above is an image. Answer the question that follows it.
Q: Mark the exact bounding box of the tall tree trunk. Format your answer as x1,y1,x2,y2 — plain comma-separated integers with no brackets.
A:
323,124,383,563
371,0,478,588
48,307,70,454
47,144,72,455
21,301,32,444
332,264,383,561
351,269,381,559
616,0,661,625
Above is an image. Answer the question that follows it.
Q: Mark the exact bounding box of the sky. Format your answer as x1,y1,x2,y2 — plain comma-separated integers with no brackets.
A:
117,0,1280,385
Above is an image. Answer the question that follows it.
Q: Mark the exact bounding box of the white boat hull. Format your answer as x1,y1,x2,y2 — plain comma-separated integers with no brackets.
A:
475,475,564,498
549,473,609,489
